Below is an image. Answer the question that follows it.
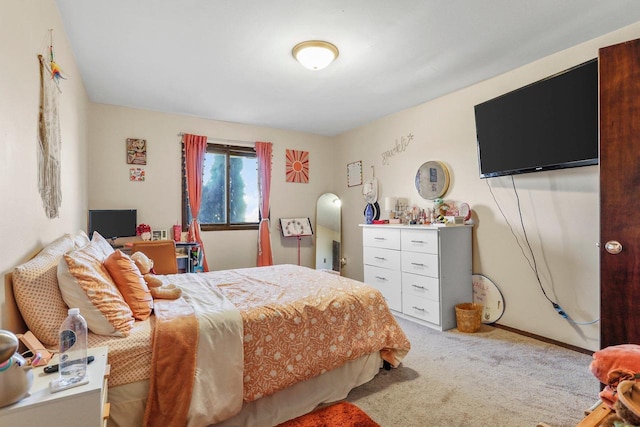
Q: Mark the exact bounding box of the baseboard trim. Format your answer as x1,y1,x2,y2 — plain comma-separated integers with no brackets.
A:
493,323,593,355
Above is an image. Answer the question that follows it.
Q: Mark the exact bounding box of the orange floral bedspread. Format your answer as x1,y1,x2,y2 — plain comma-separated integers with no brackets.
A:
213,264,411,402
89,264,411,407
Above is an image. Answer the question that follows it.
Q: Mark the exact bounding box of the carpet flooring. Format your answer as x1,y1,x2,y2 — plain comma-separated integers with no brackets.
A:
344,316,599,427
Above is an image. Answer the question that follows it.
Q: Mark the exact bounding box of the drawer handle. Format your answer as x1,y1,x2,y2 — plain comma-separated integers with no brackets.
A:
374,256,387,261
412,306,426,312
375,276,388,281
411,240,426,244
374,237,387,240
411,262,425,267
411,284,426,290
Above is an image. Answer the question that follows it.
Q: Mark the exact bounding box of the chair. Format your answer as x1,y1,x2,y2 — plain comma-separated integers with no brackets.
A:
131,240,178,275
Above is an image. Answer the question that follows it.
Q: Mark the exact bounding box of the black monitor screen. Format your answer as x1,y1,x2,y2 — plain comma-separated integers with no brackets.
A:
88,209,137,239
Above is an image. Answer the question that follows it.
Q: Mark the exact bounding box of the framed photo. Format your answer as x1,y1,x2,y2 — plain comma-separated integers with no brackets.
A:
279,217,313,237
285,149,310,183
151,229,168,241
347,160,362,187
126,138,147,165
129,168,145,181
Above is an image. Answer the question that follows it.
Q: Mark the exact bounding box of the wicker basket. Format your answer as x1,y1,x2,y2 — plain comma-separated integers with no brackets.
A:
455,303,483,333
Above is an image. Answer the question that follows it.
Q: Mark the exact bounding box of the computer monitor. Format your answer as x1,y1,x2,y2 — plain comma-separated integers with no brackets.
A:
88,209,137,239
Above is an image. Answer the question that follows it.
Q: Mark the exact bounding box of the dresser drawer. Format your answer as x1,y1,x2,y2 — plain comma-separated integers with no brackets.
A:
401,229,439,254
402,293,440,325
364,265,402,312
363,246,400,270
402,272,439,301
363,227,401,250
401,251,439,277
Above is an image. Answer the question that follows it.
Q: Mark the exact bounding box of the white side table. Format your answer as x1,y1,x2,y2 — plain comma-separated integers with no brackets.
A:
0,346,109,427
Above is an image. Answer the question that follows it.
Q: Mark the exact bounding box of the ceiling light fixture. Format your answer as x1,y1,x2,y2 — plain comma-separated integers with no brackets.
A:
292,40,339,71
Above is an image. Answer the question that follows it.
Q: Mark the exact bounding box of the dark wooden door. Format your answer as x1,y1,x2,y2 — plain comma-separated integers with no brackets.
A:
600,38,640,348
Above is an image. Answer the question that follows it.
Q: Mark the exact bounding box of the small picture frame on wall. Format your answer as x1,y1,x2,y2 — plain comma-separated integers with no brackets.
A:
285,149,310,183
126,138,147,165
347,160,363,187
129,168,145,181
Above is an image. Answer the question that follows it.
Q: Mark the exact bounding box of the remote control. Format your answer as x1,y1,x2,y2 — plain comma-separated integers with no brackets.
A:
43,355,95,374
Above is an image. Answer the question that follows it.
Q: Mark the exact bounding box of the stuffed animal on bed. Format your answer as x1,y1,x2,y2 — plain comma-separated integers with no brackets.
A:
130,251,182,300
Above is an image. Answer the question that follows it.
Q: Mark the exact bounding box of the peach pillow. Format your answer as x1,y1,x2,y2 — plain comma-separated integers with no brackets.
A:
104,250,153,320
58,232,134,336
12,235,75,346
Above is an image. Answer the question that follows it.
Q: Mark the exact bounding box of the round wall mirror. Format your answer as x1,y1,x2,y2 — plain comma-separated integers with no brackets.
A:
415,160,450,200
315,193,341,273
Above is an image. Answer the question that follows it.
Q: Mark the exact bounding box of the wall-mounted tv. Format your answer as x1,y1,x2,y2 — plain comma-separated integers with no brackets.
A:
474,59,598,179
88,209,137,239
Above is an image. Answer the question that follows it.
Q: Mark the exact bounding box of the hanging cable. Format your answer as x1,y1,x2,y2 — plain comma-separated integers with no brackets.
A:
486,177,599,325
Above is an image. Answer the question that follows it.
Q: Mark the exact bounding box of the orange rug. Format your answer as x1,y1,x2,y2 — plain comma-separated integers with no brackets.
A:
276,402,380,427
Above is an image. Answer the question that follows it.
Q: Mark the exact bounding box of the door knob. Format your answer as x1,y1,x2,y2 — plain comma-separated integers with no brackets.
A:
605,240,623,254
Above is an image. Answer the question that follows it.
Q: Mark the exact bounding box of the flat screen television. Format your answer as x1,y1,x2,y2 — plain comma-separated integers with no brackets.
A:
474,59,598,178
88,209,137,239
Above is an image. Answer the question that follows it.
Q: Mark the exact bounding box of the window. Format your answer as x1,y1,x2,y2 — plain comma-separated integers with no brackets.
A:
182,143,259,231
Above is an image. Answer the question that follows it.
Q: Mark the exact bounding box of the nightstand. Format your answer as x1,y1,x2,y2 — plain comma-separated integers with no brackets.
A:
0,346,110,427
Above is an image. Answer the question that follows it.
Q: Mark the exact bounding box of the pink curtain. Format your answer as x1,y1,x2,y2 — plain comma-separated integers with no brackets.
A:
183,133,210,272
255,141,273,266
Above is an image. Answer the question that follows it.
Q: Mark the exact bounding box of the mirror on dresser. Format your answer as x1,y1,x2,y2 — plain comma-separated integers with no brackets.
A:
315,193,341,273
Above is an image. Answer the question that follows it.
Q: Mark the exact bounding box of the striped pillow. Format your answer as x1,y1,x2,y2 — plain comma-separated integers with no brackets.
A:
58,232,134,336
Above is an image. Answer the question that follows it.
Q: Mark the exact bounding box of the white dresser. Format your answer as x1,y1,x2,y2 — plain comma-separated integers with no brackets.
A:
362,224,472,331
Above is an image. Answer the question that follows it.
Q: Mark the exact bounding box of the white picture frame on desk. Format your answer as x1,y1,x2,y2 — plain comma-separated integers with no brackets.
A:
151,229,168,240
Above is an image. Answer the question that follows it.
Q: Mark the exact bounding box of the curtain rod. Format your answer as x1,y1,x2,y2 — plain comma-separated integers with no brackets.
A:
177,132,255,147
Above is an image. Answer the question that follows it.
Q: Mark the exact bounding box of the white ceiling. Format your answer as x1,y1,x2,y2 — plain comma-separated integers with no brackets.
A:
55,1,640,137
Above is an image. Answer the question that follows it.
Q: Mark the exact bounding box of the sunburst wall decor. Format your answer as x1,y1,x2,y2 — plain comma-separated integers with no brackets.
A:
285,149,309,183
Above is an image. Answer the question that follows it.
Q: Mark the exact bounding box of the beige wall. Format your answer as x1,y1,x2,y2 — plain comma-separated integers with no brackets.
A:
336,21,640,351
0,0,89,328
88,104,336,270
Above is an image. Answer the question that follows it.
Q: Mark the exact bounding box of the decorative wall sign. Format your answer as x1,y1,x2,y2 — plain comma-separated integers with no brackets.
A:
472,274,505,324
130,168,145,181
285,149,309,183
415,160,450,200
382,133,414,165
279,217,313,237
127,138,147,165
347,160,363,187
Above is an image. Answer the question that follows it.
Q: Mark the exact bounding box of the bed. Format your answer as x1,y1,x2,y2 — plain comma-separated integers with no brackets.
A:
5,232,410,427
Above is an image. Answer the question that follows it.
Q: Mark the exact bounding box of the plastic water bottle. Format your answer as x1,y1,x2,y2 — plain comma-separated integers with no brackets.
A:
58,308,88,385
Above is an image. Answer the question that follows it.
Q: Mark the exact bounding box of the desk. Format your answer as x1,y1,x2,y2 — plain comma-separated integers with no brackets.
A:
114,240,200,273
